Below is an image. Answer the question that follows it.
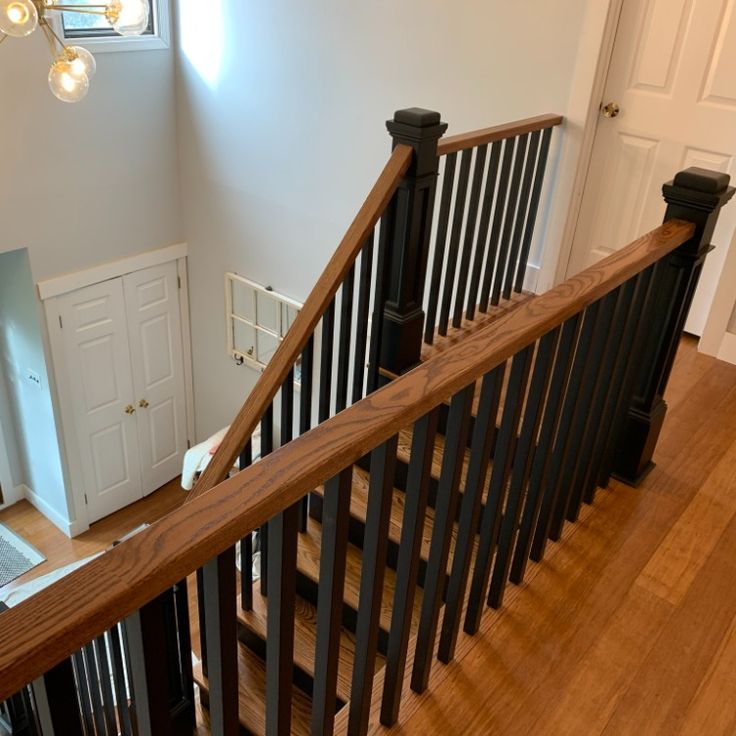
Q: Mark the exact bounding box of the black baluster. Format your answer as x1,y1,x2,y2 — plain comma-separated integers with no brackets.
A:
411,385,474,693
598,267,657,488
73,650,94,734
39,657,85,735
479,137,516,311
110,623,133,735
239,440,253,611
438,149,472,336
312,467,353,736
464,346,533,633
488,328,559,608
336,266,355,412
466,141,501,321
548,290,619,540
300,337,315,531
453,144,488,328
529,301,601,563
83,642,106,735
94,635,117,734
348,436,399,736
266,502,299,736
353,236,374,403
438,365,505,662
367,216,391,393
260,404,274,597
491,133,528,306
281,369,294,445
502,130,540,300
199,549,238,736
566,282,636,521
513,127,553,293
381,409,439,726
582,275,646,505
424,153,457,344
319,300,336,422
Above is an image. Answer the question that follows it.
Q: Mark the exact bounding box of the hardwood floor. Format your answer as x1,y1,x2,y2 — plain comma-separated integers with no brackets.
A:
387,336,736,735
0,477,187,600
2,336,735,735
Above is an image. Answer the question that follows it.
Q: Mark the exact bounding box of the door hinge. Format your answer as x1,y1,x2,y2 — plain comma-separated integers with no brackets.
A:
58,315,63,328
177,276,182,289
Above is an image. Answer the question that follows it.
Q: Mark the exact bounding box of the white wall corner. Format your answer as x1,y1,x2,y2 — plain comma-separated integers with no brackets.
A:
22,484,86,538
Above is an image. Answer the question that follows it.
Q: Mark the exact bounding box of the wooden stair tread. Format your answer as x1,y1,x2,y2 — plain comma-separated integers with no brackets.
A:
421,292,532,362
237,592,356,704
397,427,473,490
193,643,312,736
297,517,422,635
314,465,438,561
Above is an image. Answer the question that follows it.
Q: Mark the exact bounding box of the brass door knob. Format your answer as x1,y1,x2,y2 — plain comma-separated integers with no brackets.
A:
138,399,150,409
124,404,136,415
601,101,620,118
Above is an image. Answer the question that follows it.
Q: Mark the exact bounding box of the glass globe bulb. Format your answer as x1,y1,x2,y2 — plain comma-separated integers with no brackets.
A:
108,0,149,36
66,46,96,80
49,60,89,103
0,0,38,37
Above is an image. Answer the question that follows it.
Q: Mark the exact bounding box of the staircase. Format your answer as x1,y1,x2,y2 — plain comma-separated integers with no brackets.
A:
0,110,733,736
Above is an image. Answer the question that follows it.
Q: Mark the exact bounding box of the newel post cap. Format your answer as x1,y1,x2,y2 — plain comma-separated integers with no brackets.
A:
663,167,735,212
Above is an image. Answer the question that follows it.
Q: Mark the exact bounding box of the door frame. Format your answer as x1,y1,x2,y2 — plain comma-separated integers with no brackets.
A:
536,0,625,292
41,243,194,533
0,384,20,510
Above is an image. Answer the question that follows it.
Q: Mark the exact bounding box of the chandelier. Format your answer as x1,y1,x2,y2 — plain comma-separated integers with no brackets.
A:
0,0,150,102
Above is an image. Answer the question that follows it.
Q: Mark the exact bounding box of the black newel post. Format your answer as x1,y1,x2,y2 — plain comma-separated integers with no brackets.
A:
380,108,447,376
612,167,734,485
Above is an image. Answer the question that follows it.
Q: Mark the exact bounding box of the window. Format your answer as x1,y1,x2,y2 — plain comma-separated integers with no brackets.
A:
61,0,155,39
54,0,169,52
225,274,303,379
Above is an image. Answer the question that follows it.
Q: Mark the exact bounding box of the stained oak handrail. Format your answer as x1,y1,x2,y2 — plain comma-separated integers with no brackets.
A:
187,143,413,502
437,113,563,156
0,218,694,700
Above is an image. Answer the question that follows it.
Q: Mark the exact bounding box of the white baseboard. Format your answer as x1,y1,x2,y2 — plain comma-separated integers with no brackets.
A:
21,485,83,538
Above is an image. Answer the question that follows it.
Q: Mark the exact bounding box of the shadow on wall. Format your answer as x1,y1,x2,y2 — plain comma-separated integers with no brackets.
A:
0,249,67,522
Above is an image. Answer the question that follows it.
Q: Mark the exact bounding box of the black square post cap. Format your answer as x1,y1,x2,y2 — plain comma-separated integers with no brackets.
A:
672,167,730,193
392,108,442,128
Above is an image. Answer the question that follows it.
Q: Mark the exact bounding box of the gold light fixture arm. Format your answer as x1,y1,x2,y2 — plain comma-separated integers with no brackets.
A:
0,33,8,45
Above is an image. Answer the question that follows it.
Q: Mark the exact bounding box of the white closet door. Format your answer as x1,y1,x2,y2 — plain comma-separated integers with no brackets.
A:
59,280,142,523
123,262,187,495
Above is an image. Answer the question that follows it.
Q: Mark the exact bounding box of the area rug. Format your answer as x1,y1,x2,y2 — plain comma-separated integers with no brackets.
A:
0,522,45,588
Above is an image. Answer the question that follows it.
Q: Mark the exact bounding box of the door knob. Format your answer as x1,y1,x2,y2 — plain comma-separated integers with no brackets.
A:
124,404,136,415
138,399,149,409
601,101,620,118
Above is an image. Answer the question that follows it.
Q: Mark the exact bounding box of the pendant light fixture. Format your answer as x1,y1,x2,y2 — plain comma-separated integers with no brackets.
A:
0,0,150,102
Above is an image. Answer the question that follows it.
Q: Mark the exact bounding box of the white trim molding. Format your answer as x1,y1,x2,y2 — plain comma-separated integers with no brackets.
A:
536,0,625,292
21,485,85,538
38,243,188,301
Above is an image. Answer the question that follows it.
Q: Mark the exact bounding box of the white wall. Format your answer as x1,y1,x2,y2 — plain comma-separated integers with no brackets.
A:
174,0,589,438
0,250,67,526
0,25,181,529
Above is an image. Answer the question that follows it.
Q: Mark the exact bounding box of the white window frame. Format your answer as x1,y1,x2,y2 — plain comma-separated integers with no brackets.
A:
225,273,303,379
48,0,170,53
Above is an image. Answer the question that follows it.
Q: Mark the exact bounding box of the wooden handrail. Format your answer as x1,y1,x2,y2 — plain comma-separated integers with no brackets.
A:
0,218,694,700
187,143,413,502
437,113,563,156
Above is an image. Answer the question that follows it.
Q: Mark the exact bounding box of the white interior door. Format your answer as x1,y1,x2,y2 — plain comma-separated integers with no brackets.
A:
123,262,187,495
567,0,736,336
59,280,142,523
